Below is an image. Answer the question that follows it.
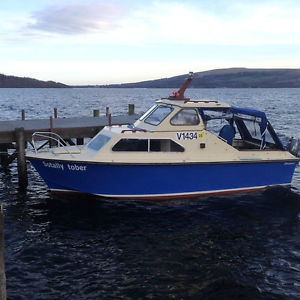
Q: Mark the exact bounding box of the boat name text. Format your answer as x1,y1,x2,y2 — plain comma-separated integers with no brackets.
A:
67,164,87,171
43,161,64,171
42,162,87,172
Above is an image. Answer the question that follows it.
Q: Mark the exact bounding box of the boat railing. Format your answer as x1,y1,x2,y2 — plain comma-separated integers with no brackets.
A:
110,123,131,127
184,100,218,104
121,129,147,134
31,132,79,156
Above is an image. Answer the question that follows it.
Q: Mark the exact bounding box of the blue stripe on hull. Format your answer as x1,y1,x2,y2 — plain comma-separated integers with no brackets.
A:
28,159,297,199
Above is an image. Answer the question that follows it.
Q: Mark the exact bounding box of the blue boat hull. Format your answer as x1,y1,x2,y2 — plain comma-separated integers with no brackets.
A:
27,158,297,199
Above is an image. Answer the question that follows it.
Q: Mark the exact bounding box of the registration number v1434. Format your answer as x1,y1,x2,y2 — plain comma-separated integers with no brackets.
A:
176,132,203,140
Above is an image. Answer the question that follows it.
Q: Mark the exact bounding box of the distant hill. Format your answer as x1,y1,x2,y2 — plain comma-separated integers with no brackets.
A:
0,74,69,88
3,68,300,88
98,68,300,88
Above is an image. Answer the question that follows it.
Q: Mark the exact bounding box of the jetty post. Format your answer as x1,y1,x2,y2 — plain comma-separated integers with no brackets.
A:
108,114,112,126
54,108,58,119
0,204,6,300
128,104,135,115
93,109,100,117
15,127,28,189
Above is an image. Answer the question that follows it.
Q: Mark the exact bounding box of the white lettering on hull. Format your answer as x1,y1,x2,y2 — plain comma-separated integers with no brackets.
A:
42,161,64,171
67,164,87,171
42,162,87,172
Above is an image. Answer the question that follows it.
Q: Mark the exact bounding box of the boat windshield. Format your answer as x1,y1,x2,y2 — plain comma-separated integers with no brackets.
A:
139,105,157,121
144,105,174,126
87,133,112,151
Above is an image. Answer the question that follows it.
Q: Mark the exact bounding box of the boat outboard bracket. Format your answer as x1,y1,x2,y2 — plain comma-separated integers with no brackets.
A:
287,137,300,158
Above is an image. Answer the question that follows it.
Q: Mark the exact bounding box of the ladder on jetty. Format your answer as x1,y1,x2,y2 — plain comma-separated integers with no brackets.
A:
0,105,137,189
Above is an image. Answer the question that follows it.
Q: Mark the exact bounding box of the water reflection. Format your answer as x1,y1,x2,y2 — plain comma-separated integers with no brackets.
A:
2,184,300,299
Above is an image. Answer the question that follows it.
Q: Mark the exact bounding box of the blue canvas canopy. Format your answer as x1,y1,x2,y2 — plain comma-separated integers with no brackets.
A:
230,106,267,136
230,106,268,135
230,106,268,149
199,106,284,150
199,106,267,133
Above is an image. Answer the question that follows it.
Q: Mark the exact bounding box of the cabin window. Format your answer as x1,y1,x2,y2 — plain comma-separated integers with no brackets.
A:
264,129,276,144
150,139,184,152
236,119,278,148
87,133,112,151
112,139,148,151
112,138,184,152
144,105,173,126
242,119,262,140
170,109,200,126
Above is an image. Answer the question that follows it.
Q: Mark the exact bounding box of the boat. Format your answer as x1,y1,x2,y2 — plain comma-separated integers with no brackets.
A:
26,73,299,200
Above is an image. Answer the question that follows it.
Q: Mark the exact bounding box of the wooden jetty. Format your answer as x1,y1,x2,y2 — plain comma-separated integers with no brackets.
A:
0,105,138,189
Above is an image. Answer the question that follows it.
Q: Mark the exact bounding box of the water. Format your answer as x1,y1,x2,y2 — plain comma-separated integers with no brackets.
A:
1,88,300,299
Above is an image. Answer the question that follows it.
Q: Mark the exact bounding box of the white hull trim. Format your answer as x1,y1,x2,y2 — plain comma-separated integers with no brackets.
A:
49,183,291,200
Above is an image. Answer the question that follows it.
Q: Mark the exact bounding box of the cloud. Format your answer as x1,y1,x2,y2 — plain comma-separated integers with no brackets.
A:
135,1,300,45
8,0,300,46
27,2,123,34
3,0,300,57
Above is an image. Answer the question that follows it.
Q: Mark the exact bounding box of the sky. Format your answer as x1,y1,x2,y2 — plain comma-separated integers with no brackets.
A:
1,0,300,85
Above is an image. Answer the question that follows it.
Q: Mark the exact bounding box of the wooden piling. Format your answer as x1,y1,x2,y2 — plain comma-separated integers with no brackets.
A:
106,107,109,117
15,127,28,189
21,110,25,121
0,144,17,168
49,116,56,147
49,116,53,132
0,204,6,300
93,109,99,117
108,114,112,126
54,108,58,119
128,104,135,115
77,138,84,145
0,146,8,168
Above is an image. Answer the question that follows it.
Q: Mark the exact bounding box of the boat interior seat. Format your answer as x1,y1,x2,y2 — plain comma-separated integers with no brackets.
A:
219,124,235,145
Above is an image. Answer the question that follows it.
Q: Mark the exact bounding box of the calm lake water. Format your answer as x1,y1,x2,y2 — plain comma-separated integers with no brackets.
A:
1,88,300,299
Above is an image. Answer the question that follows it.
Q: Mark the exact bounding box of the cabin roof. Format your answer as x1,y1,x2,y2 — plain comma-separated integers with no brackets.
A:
158,98,231,109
